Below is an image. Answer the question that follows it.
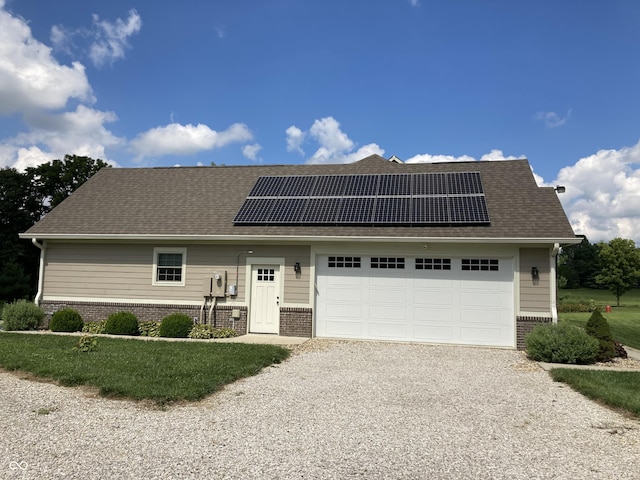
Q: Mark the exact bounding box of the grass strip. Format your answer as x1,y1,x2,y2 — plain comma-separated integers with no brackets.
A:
550,368,640,418
0,332,289,405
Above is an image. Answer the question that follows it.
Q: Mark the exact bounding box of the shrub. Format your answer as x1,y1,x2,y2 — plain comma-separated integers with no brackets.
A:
104,311,139,336
525,323,598,364
188,323,214,339
50,309,84,332
73,335,98,352
212,327,239,338
1,300,44,331
139,321,160,337
585,309,617,362
82,320,106,334
159,313,193,338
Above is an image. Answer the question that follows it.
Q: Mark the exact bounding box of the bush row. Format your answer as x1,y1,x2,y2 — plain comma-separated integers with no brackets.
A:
526,308,623,364
76,311,238,338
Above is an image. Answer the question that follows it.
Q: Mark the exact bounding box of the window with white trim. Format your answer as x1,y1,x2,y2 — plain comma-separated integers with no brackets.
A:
328,256,361,268
371,257,405,269
416,258,451,270
153,248,186,285
461,258,499,271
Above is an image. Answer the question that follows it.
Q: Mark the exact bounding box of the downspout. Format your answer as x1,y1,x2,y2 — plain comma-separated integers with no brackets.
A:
550,243,560,324
31,238,46,306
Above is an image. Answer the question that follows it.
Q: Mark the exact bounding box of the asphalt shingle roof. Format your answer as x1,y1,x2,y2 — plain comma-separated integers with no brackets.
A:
24,155,577,241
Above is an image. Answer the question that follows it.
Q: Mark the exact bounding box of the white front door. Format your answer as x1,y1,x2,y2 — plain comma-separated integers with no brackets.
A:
249,265,280,334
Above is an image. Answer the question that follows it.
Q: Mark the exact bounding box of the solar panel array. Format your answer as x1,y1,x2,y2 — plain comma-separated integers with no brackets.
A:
234,172,490,225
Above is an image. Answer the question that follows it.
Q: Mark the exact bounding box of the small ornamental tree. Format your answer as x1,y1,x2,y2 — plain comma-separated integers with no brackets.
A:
595,238,640,307
585,309,616,362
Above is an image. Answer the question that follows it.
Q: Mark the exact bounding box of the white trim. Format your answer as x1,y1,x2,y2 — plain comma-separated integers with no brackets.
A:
550,243,560,324
32,238,45,306
519,311,553,318
22,233,582,245
42,296,205,306
152,247,187,287
281,303,312,309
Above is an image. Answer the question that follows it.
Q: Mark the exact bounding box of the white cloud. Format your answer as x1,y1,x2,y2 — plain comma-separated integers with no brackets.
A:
89,9,141,67
242,143,262,161
288,117,384,164
550,140,640,243
535,109,572,128
1,105,123,170
0,4,93,114
286,126,305,155
409,0,420,6
130,122,253,159
405,149,523,164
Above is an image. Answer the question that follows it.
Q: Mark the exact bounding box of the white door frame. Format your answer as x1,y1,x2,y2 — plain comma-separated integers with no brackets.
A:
247,257,284,334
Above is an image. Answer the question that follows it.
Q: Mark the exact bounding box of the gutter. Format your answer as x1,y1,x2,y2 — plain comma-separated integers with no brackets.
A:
18,233,583,245
31,238,46,306
550,243,560,324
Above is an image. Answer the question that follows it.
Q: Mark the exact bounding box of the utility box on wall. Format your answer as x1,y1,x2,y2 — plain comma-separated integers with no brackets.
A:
212,271,226,297
202,271,227,298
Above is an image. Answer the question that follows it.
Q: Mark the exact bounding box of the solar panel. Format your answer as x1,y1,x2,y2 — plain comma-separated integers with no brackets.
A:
448,172,483,195
282,176,316,197
302,198,342,223
310,175,346,197
413,173,448,196
378,174,411,196
236,171,490,225
338,197,375,223
344,175,379,196
448,196,490,223
248,176,285,197
374,197,411,223
412,196,449,224
233,198,276,223
267,198,308,223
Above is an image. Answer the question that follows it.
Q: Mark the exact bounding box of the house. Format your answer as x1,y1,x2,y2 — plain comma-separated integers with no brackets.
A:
21,155,579,349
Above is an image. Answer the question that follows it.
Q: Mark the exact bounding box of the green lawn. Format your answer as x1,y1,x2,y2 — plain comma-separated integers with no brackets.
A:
550,369,640,418
0,333,289,405
553,287,640,418
558,287,640,350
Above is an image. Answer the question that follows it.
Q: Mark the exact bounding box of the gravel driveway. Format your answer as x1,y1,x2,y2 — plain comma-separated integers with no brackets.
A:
1,340,639,479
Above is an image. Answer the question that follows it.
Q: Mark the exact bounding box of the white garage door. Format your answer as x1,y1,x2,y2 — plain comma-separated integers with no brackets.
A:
315,255,514,347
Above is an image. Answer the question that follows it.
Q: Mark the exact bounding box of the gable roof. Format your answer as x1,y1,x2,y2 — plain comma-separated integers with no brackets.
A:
22,155,577,243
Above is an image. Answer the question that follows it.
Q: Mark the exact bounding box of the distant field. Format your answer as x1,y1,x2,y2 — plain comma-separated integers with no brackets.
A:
557,287,640,307
558,288,640,350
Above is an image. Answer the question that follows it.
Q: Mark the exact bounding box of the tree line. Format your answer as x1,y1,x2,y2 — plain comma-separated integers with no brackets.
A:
1,155,109,302
558,236,640,306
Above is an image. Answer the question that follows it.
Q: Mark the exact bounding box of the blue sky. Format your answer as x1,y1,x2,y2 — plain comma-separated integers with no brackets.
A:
2,0,640,243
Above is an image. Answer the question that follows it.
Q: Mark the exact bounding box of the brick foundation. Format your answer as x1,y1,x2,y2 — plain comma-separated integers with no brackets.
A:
516,316,553,350
279,307,313,337
39,300,248,334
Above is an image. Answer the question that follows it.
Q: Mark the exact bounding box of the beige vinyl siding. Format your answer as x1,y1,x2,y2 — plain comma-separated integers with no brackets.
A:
519,247,550,313
43,242,311,305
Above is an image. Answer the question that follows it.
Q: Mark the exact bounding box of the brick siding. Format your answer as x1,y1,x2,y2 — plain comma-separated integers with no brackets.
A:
279,307,312,337
39,300,248,335
516,316,553,350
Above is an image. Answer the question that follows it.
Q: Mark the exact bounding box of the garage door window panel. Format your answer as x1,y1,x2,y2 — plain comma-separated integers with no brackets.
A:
328,256,361,268
371,257,405,269
416,258,451,270
462,259,499,271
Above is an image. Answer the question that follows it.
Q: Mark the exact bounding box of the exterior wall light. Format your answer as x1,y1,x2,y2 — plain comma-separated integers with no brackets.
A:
294,262,301,274
531,266,539,285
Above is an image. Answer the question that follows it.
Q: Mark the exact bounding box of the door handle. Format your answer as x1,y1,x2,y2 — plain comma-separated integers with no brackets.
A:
276,296,280,306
